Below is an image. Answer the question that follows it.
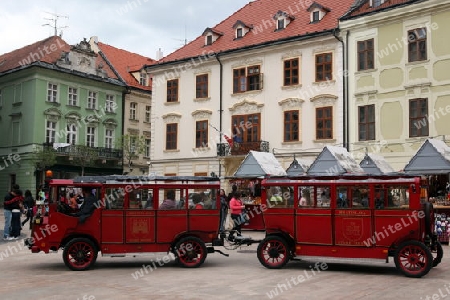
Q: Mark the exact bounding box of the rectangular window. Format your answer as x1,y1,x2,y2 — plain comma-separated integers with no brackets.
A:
68,87,78,106
47,83,58,102
66,124,77,145
196,74,208,98
316,106,333,140
105,129,114,149
87,91,97,109
312,11,320,22
277,19,285,30
46,121,56,143
106,94,115,113
315,53,332,82
145,106,151,123
357,39,374,71
195,120,208,148
408,28,427,62
233,65,262,93
130,102,137,120
283,58,299,86
236,28,243,38
140,73,147,86
409,98,429,137
232,113,260,143
145,138,151,157
233,68,246,93
167,79,179,102
371,0,385,7
86,127,96,147
358,105,375,141
166,123,178,150
284,110,299,142
206,35,213,45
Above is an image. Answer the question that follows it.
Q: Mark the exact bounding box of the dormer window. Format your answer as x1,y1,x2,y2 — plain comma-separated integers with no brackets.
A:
232,20,253,39
370,0,385,8
273,11,294,31
202,27,224,46
140,72,147,86
307,2,331,23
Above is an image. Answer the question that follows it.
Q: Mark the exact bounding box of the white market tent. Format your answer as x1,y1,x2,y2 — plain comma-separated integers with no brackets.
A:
360,153,396,175
307,146,364,176
404,139,450,175
232,150,287,178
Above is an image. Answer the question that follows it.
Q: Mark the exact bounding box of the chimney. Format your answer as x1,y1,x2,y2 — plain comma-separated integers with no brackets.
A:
156,48,163,60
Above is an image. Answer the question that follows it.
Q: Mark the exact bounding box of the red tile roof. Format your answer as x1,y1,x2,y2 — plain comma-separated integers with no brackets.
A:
97,42,155,91
157,0,356,64
0,36,120,81
341,0,419,19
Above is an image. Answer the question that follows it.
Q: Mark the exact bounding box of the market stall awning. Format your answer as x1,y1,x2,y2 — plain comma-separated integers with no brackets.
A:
360,153,396,175
232,150,287,178
286,158,311,176
307,146,364,176
404,139,450,175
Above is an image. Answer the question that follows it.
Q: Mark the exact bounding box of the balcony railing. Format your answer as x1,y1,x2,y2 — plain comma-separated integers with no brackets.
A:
43,143,122,159
217,140,269,156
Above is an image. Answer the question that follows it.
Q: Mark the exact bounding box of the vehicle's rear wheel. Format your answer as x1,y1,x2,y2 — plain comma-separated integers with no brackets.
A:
63,238,98,271
257,236,290,269
431,241,443,267
175,236,207,268
394,240,433,278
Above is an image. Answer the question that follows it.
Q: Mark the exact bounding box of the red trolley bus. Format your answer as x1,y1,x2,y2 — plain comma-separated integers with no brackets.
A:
25,175,227,270
256,175,442,278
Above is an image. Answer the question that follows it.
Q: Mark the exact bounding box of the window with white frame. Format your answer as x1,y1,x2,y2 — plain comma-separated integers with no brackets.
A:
86,126,96,147
145,138,151,157
105,129,114,149
106,94,115,113
140,73,147,86
87,91,97,109
370,0,385,7
130,102,137,120
68,87,78,106
46,121,56,143
47,83,58,102
145,105,151,123
66,123,77,145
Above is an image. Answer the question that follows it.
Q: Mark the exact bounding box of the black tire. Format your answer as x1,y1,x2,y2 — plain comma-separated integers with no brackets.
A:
63,238,98,271
424,202,433,236
257,236,290,269
174,236,207,268
394,240,433,278
431,241,443,267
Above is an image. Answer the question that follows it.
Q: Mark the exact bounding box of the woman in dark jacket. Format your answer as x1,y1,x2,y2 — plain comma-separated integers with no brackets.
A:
21,190,34,229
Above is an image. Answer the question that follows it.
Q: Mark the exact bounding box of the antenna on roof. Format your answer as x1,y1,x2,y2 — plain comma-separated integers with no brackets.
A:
42,11,69,37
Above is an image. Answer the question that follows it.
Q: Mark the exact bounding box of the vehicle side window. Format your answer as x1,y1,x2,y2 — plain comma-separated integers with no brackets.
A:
298,186,314,207
267,186,286,207
188,188,215,209
159,188,183,210
126,188,153,209
105,188,124,209
376,185,409,209
316,186,331,208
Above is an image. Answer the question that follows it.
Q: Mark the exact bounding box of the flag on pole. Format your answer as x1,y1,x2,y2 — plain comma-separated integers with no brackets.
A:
223,134,233,148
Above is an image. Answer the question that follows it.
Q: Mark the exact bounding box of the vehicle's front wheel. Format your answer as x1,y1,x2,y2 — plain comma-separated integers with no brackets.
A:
394,240,433,278
174,236,207,268
431,241,443,267
63,238,98,271
257,236,290,269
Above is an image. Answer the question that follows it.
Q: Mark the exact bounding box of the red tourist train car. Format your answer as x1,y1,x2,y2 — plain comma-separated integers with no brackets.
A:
256,175,441,277
25,175,226,270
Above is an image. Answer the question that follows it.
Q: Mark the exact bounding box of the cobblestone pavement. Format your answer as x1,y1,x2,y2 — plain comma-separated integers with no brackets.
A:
1,208,449,300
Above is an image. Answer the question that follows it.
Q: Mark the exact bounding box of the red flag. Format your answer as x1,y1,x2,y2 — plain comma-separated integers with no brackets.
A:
224,135,233,148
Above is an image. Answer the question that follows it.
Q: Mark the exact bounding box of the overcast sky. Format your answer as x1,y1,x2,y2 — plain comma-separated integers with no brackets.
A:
0,0,251,59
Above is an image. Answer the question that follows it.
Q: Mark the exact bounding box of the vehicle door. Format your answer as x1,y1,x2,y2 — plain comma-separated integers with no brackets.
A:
296,184,333,245
124,187,156,244
156,187,188,243
101,187,126,251
333,184,373,247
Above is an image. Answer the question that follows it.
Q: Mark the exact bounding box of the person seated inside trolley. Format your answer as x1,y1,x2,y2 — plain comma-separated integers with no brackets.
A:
159,190,177,210
268,186,285,207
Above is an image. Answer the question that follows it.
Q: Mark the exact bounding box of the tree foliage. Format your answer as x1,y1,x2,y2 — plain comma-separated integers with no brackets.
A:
117,134,147,167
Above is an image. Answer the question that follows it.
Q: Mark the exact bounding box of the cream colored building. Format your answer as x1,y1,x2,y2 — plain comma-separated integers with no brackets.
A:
340,0,450,171
146,0,356,178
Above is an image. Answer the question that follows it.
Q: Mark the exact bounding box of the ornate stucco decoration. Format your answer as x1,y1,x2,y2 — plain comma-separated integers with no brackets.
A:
65,112,82,123
44,108,62,122
231,57,263,68
229,98,264,114
191,109,213,120
354,90,378,104
404,82,431,98
162,112,182,123
84,114,100,124
102,118,118,129
310,94,338,107
278,98,305,110
281,50,302,60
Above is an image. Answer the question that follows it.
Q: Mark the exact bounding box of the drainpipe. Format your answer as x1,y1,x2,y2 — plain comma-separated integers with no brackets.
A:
215,53,223,177
333,28,349,151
